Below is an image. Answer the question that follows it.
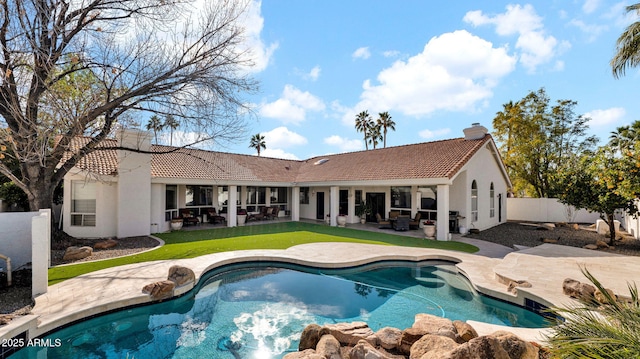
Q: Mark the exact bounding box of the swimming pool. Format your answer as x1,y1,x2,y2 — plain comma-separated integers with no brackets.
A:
11,260,548,358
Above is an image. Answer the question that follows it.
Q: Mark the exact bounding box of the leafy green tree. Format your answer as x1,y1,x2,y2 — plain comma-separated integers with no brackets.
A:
146,115,164,144
354,111,374,150
493,88,597,197
0,0,256,211
609,121,640,200
249,133,266,156
557,148,638,244
376,111,395,148
611,3,640,78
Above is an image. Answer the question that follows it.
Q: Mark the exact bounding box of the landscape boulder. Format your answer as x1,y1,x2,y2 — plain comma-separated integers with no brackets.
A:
63,246,93,261
167,265,195,287
142,280,175,300
298,323,324,351
375,326,403,350
412,313,457,340
410,334,459,359
322,321,375,346
315,334,341,359
491,330,539,359
283,349,324,359
562,278,595,300
453,320,479,343
594,288,616,304
94,238,118,250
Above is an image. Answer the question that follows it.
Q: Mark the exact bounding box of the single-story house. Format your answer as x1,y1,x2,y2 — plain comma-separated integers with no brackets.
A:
62,123,511,240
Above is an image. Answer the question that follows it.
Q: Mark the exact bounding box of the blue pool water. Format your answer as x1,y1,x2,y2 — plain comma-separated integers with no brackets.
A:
11,260,548,358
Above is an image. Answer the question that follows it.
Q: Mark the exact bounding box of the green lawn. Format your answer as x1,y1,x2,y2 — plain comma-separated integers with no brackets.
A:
48,222,477,285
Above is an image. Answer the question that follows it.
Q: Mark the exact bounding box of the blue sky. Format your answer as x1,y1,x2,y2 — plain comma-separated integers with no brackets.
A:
216,1,640,159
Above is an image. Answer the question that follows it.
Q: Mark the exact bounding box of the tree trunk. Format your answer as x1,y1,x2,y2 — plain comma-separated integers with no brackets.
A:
606,213,616,246
24,163,55,211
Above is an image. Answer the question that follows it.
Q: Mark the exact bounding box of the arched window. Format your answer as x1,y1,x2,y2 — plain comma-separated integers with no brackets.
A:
490,183,495,218
471,180,478,222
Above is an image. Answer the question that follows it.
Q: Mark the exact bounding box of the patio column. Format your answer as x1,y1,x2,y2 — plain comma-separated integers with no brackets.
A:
228,185,238,227
291,187,300,221
436,184,450,241
330,186,339,226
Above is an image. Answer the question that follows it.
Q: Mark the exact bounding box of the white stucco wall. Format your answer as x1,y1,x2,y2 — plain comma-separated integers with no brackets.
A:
63,174,118,238
150,183,166,233
623,200,639,239
507,197,619,224
0,212,39,269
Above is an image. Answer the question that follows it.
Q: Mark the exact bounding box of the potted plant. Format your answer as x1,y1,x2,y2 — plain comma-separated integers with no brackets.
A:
423,220,436,238
336,213,347,227
355,201,372,224
237,208,247,226
170,217,183,231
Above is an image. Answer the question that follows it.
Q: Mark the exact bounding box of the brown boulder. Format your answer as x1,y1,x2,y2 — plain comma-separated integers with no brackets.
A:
375,326,403,350
595,240,609,249
562,278,595,300
283,349,324,359
447,335,510,359
299,324,324,351
350,339,399,359
410,334,459,359
595,288,616,304
167,265,195,287
583,244,598,250
400,327,426,354
453,320,478,343
0,314,13,325
315,334,341,359
142,280,175,300
63,246,93,261
492,331,539,359
94,238,118,249
323,322,374,346
412,313,457,340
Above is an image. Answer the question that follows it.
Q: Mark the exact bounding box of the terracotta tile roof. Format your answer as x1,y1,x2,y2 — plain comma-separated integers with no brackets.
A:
69,135,493,183
295,136,491,183
63,138,119,176
150,145,301,182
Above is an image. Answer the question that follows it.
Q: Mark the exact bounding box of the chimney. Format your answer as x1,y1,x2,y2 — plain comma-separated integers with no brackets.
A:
463,123,488,140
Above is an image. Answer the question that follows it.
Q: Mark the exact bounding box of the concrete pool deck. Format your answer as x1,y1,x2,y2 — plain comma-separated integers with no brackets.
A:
4,234,639,346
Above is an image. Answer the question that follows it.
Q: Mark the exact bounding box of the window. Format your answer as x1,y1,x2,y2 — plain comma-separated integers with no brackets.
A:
471,180,478,222
185,185,213,206
489,182,495,218
300,187,309,204
270,187,288,204
71,181,96,226
165,185,178,221
247,186,266,211
391,186,411,209
218,186,241,212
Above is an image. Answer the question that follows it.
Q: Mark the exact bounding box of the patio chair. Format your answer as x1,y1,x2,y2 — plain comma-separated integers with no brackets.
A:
207,208,225,224
376,213,392,229
409,212,422,229
251,206,269,221
180,209,200,226
265,206,280,220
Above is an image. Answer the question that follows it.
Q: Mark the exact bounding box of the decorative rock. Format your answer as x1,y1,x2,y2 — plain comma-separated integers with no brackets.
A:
595,240,609,249
283,349,324,359
315,334,341,359
594,288,616,304
299,324,324,351
583,244,598,250
167,265,195,287
142,280,175,300
400,328,426,354
447,336,510,359
411,334,459,359
541,238,558,244
453,320,478,343
412,313,457,340
572,223,580,230
94,238,118,249
492,331,539,359
542,223,556,229
350,339,397,359
0,314,13,325
63,246,93,261
562,278,595,300
507,280,532,294
323,322,374,346
375,327,403,350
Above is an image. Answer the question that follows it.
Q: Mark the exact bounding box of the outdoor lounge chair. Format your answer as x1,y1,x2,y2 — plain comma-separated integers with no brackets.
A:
207,208,225,224
268,206,280,220
409,212,421,229
376,213,392,229
180,209,200,226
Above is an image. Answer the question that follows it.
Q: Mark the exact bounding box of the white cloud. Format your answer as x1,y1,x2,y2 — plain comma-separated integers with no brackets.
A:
306,66,321,81
584,107,626,127
259,85,326,124
582,0,601,14
383,50,400,58
261,148,299,160
419,128,451,139
343,30,515,124
238,0,279,72
464,4,563,72
324,135,362,152
352,47,371,60
262,126,308,148
569,19,607,42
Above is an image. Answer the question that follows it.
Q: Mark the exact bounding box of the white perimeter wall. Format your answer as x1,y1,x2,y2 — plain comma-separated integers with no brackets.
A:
0,212,39,269
507,198,603,224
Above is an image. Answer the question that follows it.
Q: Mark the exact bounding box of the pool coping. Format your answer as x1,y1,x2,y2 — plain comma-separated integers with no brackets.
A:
3,241,638,346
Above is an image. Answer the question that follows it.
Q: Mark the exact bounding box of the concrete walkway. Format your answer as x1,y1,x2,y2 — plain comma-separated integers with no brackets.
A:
2,225,637,346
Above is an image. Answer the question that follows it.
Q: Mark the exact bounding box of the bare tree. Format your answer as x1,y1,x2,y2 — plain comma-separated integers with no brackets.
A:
0,0,258,211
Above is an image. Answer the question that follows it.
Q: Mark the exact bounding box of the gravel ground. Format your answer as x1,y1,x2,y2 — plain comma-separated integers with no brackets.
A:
464,221,640,256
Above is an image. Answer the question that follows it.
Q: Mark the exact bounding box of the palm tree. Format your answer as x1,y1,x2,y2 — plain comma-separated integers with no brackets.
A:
163,115,179,146
376,111,395,148
609,121,640,153
354,110,373,150
611,3,640,78
367,123,383,149
146,115,164,144
249,133,266,156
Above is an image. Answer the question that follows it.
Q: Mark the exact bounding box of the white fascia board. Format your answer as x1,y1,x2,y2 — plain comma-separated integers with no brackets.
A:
296,178,452,187
151,177,294,187
65,168,117,183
